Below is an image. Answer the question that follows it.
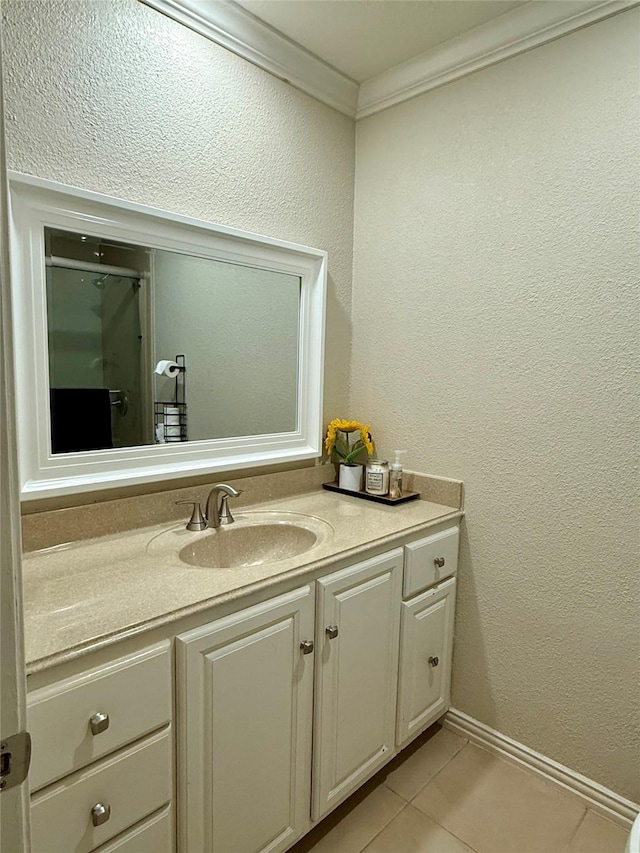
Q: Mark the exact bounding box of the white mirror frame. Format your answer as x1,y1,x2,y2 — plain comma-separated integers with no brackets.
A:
9,173,327,500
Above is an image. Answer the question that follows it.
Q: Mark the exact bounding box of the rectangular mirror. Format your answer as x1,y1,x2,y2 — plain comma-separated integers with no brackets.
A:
10,174,326,499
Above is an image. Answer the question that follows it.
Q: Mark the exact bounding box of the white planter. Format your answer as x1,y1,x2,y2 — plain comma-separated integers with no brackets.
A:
339,463,362,492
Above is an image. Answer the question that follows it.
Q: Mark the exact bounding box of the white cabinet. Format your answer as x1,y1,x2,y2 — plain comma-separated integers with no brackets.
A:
30,729,172,853
177,549,404,850
27,641,174,853
403,526,459,599
396,576,456,747
177,585,316,853
312,549,402,820
28,642,172,792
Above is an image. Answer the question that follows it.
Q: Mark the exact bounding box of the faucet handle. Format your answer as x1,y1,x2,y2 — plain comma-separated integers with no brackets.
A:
176,500,207,531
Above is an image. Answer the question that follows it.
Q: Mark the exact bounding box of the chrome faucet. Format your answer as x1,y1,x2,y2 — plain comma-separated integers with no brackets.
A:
205,483,243,529
176,483,243,531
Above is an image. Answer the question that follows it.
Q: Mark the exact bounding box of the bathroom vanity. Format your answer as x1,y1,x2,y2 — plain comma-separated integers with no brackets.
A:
23,487,462,853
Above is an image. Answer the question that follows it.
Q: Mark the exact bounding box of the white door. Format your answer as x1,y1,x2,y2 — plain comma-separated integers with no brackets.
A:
396,577,456,748
177,585,315,853
312,549,402,821
0,32,30,852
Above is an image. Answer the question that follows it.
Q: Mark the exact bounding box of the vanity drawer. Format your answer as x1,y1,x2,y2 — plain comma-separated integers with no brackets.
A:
28,641,171,792
403,526,459,598
30,727,172,853
93,804,173,852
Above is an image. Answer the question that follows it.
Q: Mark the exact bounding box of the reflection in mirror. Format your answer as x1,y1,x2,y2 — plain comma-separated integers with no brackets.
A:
44,228,301,455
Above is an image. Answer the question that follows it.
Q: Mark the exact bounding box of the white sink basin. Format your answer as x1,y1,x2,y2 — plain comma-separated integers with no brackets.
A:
146,511,334,569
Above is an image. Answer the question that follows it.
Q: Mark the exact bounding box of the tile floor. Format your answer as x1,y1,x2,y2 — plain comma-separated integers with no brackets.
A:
290,724,629,853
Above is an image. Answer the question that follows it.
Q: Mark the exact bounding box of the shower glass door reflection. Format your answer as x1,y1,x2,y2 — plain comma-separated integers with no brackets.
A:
46,266,148,452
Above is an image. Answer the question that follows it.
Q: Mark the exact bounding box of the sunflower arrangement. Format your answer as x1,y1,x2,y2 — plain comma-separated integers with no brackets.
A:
325,418,374,465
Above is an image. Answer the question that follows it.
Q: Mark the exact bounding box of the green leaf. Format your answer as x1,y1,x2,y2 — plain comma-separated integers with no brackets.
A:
345,444,367,463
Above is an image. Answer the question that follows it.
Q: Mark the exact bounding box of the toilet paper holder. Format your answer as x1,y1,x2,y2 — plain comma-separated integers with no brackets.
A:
154,354,188,443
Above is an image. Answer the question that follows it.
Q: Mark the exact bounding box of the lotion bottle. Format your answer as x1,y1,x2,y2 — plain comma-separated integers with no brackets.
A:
389,450,407,499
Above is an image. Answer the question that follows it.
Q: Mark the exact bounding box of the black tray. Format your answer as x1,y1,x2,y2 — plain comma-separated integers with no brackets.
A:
322,482,420,506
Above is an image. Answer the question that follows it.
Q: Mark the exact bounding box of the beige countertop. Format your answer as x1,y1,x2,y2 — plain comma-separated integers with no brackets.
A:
23,489,462,673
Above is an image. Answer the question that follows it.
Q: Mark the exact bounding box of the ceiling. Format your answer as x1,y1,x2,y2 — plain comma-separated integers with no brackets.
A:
233,0,526,83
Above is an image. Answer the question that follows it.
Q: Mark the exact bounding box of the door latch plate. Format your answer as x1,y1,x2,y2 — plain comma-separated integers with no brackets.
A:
0,732,31,792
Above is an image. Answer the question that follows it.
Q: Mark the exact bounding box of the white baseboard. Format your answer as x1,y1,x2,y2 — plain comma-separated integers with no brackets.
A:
442,708,639,829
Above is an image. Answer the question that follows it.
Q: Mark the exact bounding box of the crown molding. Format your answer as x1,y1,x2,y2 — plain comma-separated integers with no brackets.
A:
139,0,638,122
139,0,359,117
357,0,639,119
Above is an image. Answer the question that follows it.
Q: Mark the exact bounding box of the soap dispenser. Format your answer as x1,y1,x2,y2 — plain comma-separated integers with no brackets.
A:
389,450,407,499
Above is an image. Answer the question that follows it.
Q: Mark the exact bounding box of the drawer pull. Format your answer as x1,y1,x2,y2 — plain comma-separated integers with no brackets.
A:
428,656,439,667
89,712,110,736
434,557,445,568
91,802,111,827
325,625,339,640
300,640,314,655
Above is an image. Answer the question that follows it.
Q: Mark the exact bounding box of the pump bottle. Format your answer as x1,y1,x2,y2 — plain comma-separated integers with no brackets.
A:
389,450,407,499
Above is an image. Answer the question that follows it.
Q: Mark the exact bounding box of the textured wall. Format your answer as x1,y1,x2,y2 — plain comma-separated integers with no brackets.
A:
352,11,640,800
2,0,354,424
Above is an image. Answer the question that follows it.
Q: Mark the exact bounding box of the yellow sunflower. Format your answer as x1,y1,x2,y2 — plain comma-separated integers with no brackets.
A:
325,418,374,461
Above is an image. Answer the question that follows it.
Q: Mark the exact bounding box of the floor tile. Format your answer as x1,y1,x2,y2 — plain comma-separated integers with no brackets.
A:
411,743,585,853
383,724,467,801
363,804,476,853
289,780,405,853
566,810,629,853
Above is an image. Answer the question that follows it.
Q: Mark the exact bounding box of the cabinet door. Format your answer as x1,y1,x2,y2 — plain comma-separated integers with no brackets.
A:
396,577,456,748
177,586,315,853
312,549,402,820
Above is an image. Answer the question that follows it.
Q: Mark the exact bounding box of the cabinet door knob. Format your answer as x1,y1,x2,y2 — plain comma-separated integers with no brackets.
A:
300,640,314,655
89,712,110,735
325,625,339,640
91,802,111,827
434,557,445,568
428,656,439,667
